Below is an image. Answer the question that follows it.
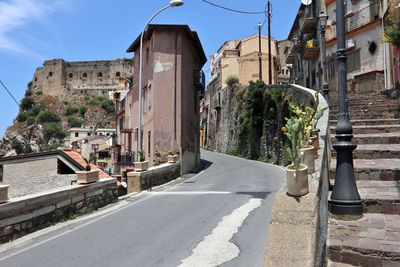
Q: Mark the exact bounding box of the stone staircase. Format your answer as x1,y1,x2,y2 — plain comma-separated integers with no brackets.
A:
327,91,400,266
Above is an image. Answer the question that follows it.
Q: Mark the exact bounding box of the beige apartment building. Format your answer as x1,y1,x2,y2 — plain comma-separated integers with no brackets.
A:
286,0,391,92
114,24,206,175
208,35,279,92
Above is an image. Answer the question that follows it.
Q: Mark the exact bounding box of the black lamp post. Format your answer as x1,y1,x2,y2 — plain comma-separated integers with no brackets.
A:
318,12,329,105
328,0,363,216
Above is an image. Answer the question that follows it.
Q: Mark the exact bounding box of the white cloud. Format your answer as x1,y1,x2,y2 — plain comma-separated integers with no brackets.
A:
0,0,61,57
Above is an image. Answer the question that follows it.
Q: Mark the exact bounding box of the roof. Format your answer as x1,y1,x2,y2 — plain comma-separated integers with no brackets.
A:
126,24,207,67
0,148,111,179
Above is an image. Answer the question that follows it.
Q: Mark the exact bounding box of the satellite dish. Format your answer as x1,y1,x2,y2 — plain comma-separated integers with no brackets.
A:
301,0,312,5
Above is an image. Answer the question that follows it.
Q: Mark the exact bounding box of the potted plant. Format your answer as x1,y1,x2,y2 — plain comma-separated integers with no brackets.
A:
134,151,149,172
167,151,179,163
288,103,315,174
310,91,328,156
282,115,309,197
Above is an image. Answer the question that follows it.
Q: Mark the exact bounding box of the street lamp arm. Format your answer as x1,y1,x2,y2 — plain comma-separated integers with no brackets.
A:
137,4,171,153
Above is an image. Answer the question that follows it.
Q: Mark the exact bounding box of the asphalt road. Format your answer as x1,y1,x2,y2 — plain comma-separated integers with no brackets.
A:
0,150,284,267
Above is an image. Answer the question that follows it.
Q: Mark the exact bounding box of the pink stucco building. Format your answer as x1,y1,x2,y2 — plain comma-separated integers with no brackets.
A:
114,24,206,175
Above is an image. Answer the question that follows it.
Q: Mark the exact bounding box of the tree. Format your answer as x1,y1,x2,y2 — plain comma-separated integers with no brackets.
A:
20,96,34,111
37,110,61,124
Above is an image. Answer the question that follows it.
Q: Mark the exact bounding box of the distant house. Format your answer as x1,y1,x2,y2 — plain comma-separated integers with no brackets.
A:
113,24,206,175
66,127,115,145
0,148,110,198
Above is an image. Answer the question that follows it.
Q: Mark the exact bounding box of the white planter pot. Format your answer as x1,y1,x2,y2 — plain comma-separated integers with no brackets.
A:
76,170,100,184
134,161,149,172
300,146,315,174
285,164,309,197
0,185,10,203
167,155,179,163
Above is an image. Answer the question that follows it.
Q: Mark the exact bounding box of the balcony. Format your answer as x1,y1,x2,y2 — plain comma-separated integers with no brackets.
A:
117,152,135,168
300,5,318,34
303,39,320,60
119,116,133,133
326,2,380,41
194,70,205,91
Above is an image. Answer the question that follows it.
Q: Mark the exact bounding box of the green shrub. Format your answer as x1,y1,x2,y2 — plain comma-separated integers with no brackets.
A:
28,104,43,117
384,21,400,47
87,98,100,105
36,91,43,96
11,139,24,154
20,96,34,111
225,75,239,87
16,112,27,122
25,89,32,97
37,110,61,123
65,106,79,116
79,106,87,117
101,99,115,113
27,116,36,125
43,123,66,141
67,116,83,127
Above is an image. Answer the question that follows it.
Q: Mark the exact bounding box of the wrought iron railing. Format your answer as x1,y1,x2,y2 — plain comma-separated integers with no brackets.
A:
327,2,380,40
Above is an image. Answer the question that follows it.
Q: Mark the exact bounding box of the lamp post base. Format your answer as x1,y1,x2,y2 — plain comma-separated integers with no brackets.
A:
328,199,363,216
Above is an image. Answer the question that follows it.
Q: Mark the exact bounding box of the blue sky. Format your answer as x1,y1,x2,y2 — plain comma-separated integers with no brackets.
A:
0,0,299,137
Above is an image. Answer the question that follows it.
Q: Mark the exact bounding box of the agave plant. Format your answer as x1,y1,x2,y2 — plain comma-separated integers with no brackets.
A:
282,115,302,170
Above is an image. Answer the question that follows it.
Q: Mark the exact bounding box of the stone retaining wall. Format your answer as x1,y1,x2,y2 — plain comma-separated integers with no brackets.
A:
127,163,180,193
0,178,117,244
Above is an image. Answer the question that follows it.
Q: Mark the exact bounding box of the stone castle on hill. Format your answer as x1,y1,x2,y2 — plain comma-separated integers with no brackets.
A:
30,58,134,97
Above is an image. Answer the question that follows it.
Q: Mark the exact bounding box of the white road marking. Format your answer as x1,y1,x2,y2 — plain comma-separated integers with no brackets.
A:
146,191,231,195
178,198,263,267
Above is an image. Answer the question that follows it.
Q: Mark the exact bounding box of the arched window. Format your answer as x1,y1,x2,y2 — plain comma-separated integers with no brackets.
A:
116,72,120,77
82,73,87,78
48,72,53,77
97,72,103,77
68,73,73,79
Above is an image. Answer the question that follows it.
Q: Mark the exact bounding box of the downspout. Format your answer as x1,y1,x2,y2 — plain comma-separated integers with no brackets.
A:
382,1,388,89
173,30,178,142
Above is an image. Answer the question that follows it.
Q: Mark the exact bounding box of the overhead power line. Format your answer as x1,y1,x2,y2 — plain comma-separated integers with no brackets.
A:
0,79,20,107
199,0,267,15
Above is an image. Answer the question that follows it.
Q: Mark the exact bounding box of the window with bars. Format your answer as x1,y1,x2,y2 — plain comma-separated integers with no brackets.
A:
347,49,361,73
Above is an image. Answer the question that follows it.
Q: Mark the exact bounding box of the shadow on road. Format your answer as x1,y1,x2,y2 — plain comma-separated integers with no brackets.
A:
236,191,271,200
188,159,213,174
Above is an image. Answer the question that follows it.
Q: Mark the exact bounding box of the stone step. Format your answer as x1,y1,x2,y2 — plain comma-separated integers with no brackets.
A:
330,125,400,135
330,119,400,126
330,111,397,120
326,260,357,267
330,159,400,181
330,92,388,100
330,132,400,145
357,180,400,215
330,98,397,105
331,144,400,159
328,213,400,266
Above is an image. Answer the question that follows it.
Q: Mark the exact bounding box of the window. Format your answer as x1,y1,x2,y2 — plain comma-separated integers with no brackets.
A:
148,131,151,156
116,72,121,77
368,41,377,55
143,87,151,113
68,73,73,79
87,132,91,136
75,132,79,137
82,73,87,78
48,72,53,77
347,49,361,73
146,48,150,64
106,133,110,136
97,72,103,77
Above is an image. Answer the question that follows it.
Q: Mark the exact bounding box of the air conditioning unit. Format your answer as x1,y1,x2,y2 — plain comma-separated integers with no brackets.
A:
346,39,356,49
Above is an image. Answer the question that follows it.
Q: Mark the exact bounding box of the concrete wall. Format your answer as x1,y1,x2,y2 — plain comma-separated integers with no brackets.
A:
0,178,117,244
127,163,180,193
1,158,76,198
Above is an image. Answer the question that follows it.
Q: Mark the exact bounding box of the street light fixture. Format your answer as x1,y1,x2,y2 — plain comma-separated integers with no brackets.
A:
318,12,329,105
328,0,363,216
137,0,184,154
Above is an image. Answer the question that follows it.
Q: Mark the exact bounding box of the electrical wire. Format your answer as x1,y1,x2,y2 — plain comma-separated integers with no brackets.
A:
0,80,20,107
199,0,267,15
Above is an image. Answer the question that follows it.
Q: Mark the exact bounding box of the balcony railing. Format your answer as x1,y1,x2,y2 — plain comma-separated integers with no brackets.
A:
303,38,320,60
194,70,206,91
300,5,318,34
326,2,380,40
119,116,133,133
117,152,135,167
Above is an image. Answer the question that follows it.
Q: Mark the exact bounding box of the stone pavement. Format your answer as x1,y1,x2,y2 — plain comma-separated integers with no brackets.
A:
328,91,400,266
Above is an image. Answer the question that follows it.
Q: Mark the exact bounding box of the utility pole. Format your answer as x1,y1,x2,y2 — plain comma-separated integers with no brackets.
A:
258,22,263,81
267,0,272,84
